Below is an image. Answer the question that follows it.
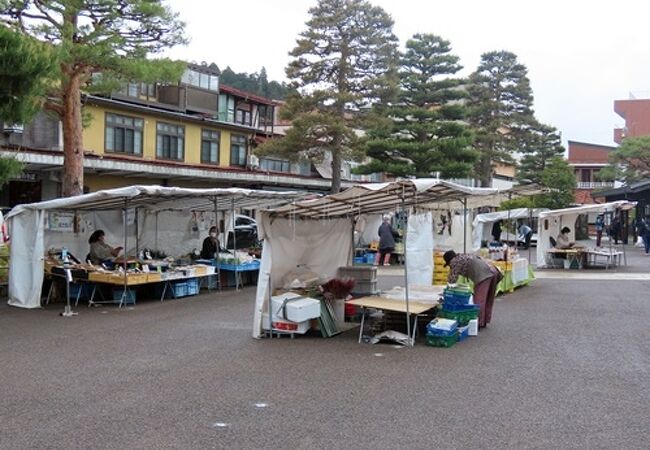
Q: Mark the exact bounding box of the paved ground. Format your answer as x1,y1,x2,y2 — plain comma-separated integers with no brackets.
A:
1,249,650,449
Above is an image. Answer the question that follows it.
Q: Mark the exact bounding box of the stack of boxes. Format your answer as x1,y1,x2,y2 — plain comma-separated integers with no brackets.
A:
437,285,479,339
425,318,459,347
432,250,449,285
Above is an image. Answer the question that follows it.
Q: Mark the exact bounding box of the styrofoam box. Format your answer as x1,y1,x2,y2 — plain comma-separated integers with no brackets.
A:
262,313,311,334
271,293,321,323
468,319,479,336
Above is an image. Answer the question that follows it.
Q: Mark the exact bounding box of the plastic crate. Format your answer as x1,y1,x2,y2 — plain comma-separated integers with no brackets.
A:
186,278,199,296
426,319,458,337
353,256,365,264
338,266,377,281
69,283,93,300
438,306,480,326
171,282,188,298
442,291,472,306
442,302,480,312
112,288,136,305
426,334,457,348
351,280,378,295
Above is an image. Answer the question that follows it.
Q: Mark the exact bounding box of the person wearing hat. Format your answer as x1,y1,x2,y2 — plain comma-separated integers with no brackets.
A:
443,250,500,328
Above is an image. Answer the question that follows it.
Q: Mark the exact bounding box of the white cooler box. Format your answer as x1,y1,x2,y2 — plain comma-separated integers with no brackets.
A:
271,292,321,323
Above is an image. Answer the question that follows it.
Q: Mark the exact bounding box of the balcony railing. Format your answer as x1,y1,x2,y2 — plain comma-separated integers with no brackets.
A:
576,181,614,189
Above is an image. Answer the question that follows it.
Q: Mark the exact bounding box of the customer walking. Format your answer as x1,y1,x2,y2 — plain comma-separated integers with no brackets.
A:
595,214,604,247
444,250,501,328
637,216,650,255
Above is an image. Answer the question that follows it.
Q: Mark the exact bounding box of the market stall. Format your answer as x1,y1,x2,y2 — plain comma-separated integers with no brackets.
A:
6,186,306,310
252,179,541,343
536,201,636,269
472,208,547,251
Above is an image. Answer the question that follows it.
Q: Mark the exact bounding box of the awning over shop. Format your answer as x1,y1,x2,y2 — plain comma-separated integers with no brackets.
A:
269,179,543,219
7,185,310,309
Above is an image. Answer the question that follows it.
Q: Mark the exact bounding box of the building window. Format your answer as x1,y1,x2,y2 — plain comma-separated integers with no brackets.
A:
181,68,219,92
258,105,274,126
235,109,251,125
201,129,220,164
260,157,290,173
230,135,247,166
105,113,143,155
156,122,184,161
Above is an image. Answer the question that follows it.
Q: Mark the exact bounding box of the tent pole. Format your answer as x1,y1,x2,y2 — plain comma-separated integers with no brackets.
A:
351,216,355,265
122,198,128,308
135,208,139,257
213,196,220,291
463,197,468,253
402,196,412,346
528,208,533,263
155,211,159,252
231,198,238,290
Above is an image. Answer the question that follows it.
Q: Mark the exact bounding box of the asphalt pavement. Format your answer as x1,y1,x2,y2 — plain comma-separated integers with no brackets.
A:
1,249,650,449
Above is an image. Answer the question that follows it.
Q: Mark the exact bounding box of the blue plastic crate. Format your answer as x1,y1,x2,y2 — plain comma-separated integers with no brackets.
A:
186,278,199,295
426,319,458,337
353,256,365,264
442,303,480,313
457,325,469,341
69,283,93,300
112,288,136,305
443,292,472,306
171,281,188,298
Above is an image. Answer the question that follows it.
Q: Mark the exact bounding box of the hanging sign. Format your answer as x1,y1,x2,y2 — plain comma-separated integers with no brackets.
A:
47,211,75,232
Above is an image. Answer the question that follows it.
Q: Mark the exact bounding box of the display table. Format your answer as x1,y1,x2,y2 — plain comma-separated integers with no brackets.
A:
459,258,534,295
346,296,438,344
545,248,587,269
584,249,624,269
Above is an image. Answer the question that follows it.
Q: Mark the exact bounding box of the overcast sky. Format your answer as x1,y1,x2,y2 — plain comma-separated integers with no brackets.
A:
165,0,650,147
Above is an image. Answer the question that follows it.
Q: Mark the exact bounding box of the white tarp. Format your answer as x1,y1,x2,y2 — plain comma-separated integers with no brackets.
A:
472,208,547,251
252,214,353,338
7,185,304,309
406,212,433,286
536,201,636,268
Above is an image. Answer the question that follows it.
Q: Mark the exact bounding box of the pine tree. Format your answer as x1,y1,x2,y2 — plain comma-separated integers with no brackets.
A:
466,51,536,187
256,0,399,193
517,122,565,184
1,1,186,196
0,25,56,185
355,33,477,178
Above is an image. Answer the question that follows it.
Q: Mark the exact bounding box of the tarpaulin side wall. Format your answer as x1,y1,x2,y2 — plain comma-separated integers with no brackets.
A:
252,214,353,338
406,212,433,286
8,209,45,308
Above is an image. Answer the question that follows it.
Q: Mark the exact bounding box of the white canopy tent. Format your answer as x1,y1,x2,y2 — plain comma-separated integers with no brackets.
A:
472,208,548,251
6,185,307,309
536,201,637,268
253,179,541,340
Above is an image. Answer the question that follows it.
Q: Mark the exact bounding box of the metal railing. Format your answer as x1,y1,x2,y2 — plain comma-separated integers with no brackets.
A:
576,181,614,189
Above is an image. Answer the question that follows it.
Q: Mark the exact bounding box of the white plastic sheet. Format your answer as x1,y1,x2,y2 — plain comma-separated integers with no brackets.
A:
405,212,433,286
252,214,353,338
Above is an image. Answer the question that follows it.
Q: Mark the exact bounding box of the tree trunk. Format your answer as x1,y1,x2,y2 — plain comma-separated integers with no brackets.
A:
61,75,84,197
478,153,492,187
331,147,342,194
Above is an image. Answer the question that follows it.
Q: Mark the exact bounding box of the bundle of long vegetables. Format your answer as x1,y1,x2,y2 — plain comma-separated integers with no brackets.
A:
320,277,355,299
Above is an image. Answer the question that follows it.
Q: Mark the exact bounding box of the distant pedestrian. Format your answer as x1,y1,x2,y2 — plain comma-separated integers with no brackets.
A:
595,214,604,247
491,220,502,243
610,216,621,244
518,222,533,249
637,217,650,255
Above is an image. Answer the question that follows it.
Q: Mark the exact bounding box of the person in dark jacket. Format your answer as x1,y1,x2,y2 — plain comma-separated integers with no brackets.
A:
200,226,220,259
444,250,500,328
491,220,502,243
376,215,397,266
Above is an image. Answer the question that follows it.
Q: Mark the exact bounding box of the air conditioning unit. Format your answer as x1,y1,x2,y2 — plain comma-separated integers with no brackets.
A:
247,154,260,169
